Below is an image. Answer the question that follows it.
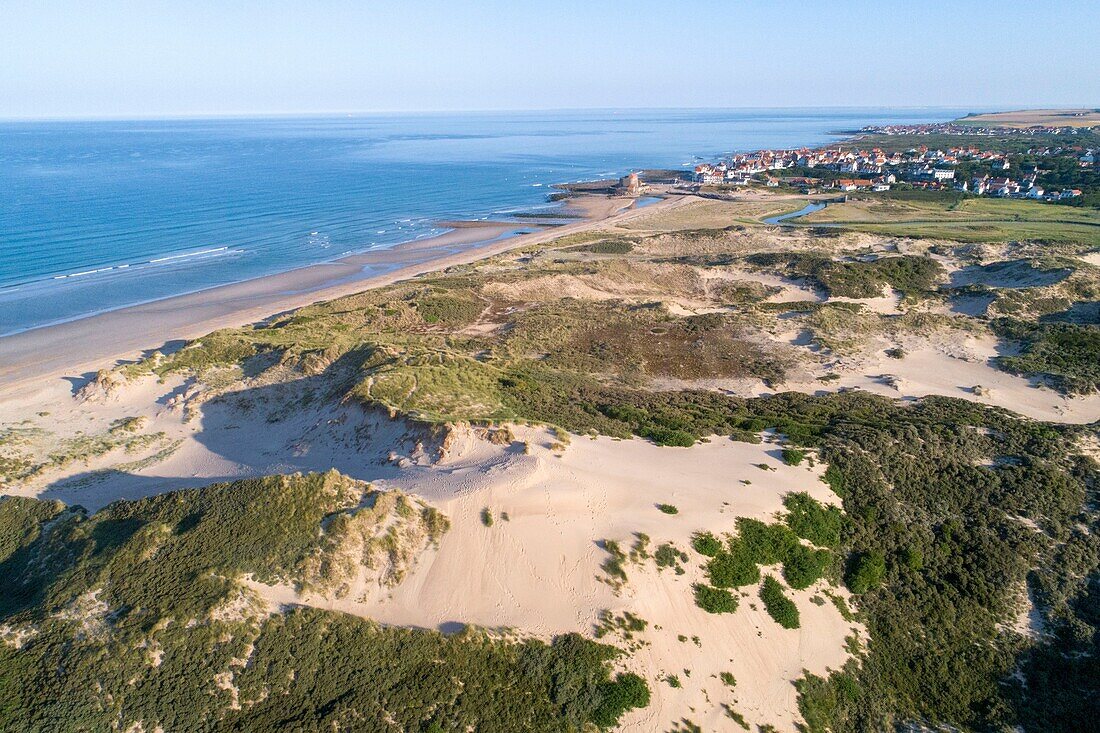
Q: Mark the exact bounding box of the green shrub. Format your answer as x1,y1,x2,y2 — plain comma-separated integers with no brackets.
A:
691,531,722,557
707,545,761,588
654,543,687,569
736,518,798,565
480,507,494,526
783,493,843,548
644,428,697,447
781,544,831,590
846,551,886,594
694,584,738,614
657,503,679,515
601,540,627,583
782,448,806,466
760,576,800,629
592,672,651,728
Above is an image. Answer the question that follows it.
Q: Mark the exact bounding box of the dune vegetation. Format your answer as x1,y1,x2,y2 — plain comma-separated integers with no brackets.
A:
0,473,649,732
2,189,1098,731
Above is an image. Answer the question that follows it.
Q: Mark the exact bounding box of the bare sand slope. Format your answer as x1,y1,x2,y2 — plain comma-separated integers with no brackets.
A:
250,426,859,733
777,330,1100,424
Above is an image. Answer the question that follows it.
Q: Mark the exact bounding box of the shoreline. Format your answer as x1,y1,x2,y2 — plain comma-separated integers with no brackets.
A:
0,222,525,340
0,193,685,390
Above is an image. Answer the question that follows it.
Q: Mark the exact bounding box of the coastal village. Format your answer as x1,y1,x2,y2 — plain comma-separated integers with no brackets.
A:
688,121,1096,202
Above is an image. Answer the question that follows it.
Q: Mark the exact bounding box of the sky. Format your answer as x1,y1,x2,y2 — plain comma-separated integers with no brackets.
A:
2,0,1097,119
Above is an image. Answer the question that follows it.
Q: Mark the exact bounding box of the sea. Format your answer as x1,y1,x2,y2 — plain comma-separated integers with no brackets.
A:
0,108,967,336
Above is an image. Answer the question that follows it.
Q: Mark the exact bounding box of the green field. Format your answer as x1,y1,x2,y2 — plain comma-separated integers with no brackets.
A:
793,195,1100,246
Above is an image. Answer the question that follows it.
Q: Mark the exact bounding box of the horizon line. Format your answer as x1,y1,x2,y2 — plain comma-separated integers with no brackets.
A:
0,103,1053,124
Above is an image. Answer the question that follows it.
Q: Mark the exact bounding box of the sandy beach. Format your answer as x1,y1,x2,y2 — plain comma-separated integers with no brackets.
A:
0,194,678,389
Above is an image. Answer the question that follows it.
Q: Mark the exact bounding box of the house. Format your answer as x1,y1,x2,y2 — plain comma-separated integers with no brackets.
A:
693,165,725,185
1061,189,1083,199
986,177,1021,197
1026,185,1045,199
835,178,874,191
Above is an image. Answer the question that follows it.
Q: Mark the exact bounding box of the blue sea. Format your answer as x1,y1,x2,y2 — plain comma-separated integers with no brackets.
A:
0,108,966,336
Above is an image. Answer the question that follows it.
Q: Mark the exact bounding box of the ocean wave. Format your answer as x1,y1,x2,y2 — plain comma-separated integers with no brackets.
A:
148,246,229,264
33,247,240,287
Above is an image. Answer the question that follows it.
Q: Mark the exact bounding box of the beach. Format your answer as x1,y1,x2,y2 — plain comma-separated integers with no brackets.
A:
0,193,681,389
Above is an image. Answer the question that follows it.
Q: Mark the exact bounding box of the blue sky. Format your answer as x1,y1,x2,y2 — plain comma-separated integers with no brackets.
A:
2,0,1097,118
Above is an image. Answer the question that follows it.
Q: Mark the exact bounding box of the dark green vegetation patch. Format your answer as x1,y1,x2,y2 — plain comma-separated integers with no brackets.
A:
0,476,649,732
746,252,944,298
760,575,801,629
784,492,844,549
693,584,738,614
993,318,1100,394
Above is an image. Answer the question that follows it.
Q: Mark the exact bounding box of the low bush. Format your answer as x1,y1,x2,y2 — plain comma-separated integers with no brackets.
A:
845,551,886,594
736,518,798,565
782,448,805,466
760,576,800,629
694,584,738,614
592,673,652,728
691,531,723,557
784,493,843,548
707,545,761,588
782,544,831,590
654,543,687,570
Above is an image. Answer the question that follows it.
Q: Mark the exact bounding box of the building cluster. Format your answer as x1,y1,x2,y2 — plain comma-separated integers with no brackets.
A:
690,142,1090,200
967,175,1082,200
860,121,1099,137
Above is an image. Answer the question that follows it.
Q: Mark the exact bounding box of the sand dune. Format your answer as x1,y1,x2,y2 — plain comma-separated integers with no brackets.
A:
1,368,860,731
249,426,860,733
